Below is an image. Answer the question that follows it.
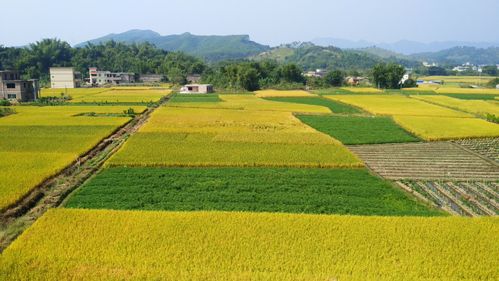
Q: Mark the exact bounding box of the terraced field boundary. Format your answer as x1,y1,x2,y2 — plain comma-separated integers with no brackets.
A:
0,99,168,252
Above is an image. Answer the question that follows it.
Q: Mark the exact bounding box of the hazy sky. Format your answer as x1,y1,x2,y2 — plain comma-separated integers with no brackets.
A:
2,0,499,47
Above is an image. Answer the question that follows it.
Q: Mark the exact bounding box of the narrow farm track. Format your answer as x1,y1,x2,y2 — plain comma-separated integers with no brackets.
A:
0,99,168,252
348,142,499,181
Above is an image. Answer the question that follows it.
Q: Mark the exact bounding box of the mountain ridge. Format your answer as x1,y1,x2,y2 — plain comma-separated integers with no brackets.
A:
312,37,499,55
76,29,270,61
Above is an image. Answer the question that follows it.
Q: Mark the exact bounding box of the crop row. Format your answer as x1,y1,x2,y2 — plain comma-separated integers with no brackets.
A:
398,180,498,216
348,142,499,181
453,137,499,163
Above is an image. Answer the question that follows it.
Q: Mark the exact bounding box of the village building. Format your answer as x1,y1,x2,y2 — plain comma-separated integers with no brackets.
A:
180,84,214,94
50,67,81,89
88,67,135,86
303,69,327,78
139,74,165,84
0,70,39,102
345,76,367,86
187,74,202,83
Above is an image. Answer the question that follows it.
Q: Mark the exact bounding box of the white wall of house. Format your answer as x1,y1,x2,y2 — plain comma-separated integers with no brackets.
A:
50,67,77,89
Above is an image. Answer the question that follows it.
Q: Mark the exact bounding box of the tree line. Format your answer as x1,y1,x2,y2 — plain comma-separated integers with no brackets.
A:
1,38,412,90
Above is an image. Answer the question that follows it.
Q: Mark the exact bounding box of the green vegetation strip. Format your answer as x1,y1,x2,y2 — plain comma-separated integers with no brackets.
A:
298,115,420,145
66,167,441,216
170,94,222,103
264,97,362,114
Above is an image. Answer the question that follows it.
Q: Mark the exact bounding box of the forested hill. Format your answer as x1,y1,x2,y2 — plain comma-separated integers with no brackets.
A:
253,44,420,71
77,30,270,61
410,46,499,65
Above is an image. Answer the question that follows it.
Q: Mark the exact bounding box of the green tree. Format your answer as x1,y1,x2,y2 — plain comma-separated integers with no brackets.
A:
372,63,405,89
279,64,304,83
482,65,498,76
324,70,344,87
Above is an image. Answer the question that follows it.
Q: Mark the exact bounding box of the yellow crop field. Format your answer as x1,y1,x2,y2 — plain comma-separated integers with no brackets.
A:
40,88,171,103
434,87,499,95
1,209,497,281
254,89,316,98
108,106,361,167
341,87,383,93
419,76,496,84
69,89,171,103
326,95,471,117
0,105,145,210
411,95,499,116
169,94,331,113
41,88,109,98
394,116,499,140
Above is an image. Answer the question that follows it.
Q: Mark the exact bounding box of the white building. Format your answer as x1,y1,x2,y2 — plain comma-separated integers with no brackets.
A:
180,84,214,94
303,69,327,78
50,67,81,89
89,67,135,86
400,74,410,85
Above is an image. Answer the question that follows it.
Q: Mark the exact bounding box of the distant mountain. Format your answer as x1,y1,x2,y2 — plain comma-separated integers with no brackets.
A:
312,37,499,55
353,47,409,60
77,29,270,61
410,46,499,65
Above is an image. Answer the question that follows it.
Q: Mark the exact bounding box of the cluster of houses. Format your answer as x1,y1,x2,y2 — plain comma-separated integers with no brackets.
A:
50,67,165,88
1,66,214,102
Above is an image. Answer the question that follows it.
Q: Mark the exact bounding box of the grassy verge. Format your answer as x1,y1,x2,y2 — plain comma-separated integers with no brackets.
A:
298,115,420,144
65,167,441,216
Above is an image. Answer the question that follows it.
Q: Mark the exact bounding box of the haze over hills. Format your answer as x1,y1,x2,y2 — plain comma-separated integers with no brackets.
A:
75,29,499,66
76,29,270,61
312,37,499,55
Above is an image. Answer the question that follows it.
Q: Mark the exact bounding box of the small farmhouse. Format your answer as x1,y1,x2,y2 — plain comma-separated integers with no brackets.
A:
180,84,214,94
0,70,39,102
50,67,82,89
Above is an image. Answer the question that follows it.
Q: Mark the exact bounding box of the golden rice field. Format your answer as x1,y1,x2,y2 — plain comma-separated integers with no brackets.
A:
40,88,171,103
108,106,361,167
1,209,497,281
170,94,331,113
394,116,499,140
411,95,499,116
254,89,316,98
419,76,496,84
0,105,145,210
326,95,471,117
434,87,499,95
341,87,383,93
325,95,499,140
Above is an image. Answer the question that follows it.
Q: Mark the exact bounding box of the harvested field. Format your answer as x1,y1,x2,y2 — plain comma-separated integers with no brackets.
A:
348,142,499,181
398,180,498,217
452,137,499,163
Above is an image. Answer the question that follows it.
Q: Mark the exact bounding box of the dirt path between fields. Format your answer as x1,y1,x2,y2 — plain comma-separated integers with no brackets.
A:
0,97,168,252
